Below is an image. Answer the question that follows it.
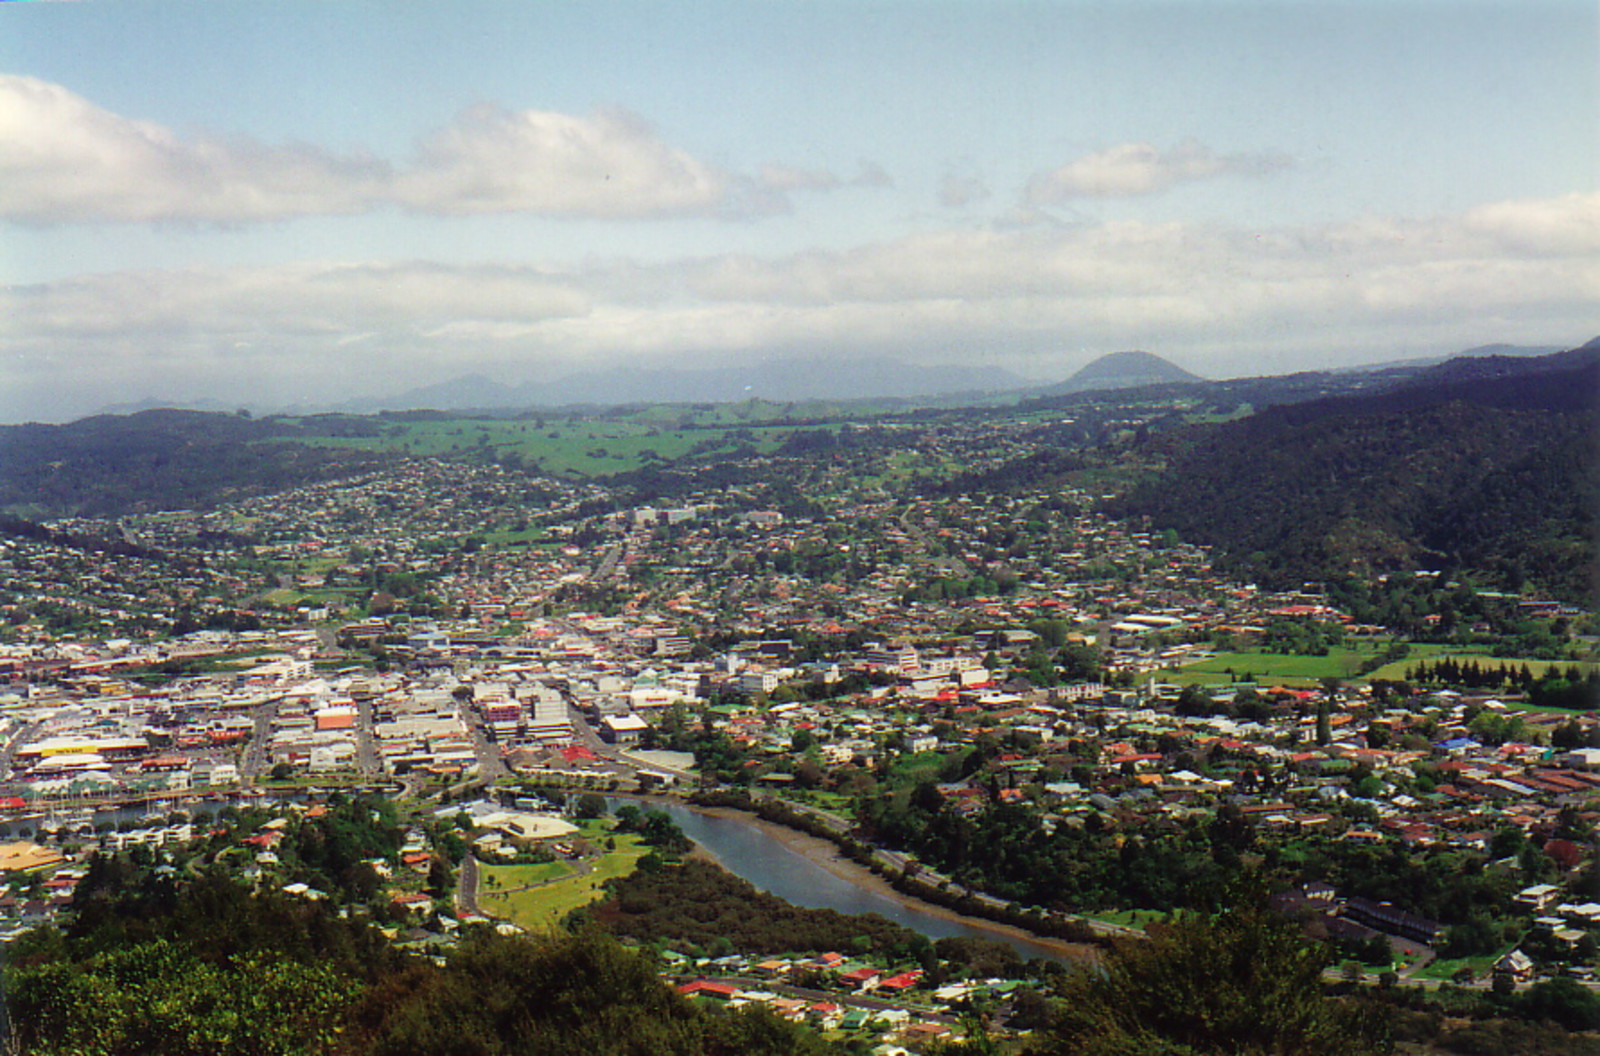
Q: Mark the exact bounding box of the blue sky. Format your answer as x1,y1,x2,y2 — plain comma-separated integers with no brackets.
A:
0,0,1594,420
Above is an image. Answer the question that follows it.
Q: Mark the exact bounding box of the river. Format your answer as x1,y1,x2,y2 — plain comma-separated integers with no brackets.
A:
618,798,1082,963
24,789,1082,962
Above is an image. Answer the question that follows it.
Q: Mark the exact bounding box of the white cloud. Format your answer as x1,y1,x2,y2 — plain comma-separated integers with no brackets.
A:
1460,192,1600,257
0,74,389,223
758,164,845,193
394,104,731,218
1025,139,1292,202
0,75,875,224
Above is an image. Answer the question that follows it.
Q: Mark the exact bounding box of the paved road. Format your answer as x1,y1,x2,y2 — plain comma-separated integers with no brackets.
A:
562,702,679,782
458,697,509,781
593,541,625,583
354,694,380,777
240,697,282,785
0,720,42,782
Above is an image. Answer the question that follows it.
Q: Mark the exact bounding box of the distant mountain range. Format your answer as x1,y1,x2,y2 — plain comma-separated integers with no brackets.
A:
1326,343,1564,374
367,350,1208,412
349,356,1029,413
92,342,1582,418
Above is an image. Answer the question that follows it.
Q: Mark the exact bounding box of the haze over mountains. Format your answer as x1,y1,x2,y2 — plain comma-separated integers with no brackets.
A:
86,341,1576,420
353,356,1028,413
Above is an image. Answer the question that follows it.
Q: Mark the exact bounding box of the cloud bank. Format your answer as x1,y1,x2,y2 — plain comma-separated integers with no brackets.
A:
4,190,1594,419
0,75,869,223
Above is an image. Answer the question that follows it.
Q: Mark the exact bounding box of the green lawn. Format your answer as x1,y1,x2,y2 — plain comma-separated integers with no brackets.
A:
1153,643,1595,689
1413,944,1516,982
1085,909,1168,930
480,860,574,889
475,833,649,931
1159,648,1381,686
888,751,950,786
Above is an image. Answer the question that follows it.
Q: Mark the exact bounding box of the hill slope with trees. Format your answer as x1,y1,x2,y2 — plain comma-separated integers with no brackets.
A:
1105,345,1599,600
0,409,393,517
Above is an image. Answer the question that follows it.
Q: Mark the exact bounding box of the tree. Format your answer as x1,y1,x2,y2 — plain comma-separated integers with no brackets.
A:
1518,976,1600,1031
1040,902,1390,1056
426,855,454,898
1171,683,1210,717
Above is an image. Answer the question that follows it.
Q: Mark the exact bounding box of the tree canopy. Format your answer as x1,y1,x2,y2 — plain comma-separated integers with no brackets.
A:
1037,902,1390,1056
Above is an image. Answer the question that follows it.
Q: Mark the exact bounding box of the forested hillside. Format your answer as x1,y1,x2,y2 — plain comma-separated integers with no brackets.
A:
0,409,392,517
1106,346,1599,600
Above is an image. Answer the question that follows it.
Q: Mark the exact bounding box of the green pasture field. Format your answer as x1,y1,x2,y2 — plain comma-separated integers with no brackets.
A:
283,412,828,477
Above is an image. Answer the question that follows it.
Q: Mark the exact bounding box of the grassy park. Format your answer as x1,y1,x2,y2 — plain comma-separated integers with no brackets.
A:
476,830,650,931
1159,643,1596,689
1158,648,1384,687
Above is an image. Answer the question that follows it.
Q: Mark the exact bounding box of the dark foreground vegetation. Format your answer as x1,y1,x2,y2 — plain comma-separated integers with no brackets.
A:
13,857,1600,1055
7,870,832,1056
585,855,924,960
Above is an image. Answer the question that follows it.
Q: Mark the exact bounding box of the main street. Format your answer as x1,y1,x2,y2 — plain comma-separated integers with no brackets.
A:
457,695,509,781
240,696,282,785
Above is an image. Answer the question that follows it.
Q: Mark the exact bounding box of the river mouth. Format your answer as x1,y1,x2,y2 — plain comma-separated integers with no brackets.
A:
610,796,1095,964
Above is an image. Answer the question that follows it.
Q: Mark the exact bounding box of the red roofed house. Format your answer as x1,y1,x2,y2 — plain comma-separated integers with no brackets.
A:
878,970,925,992
839,966,881,988
677,980,738,1001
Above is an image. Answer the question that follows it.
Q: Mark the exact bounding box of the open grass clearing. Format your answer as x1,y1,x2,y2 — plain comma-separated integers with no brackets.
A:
1085,908,1168,930
1158,648,1381,687
282,412,823,477
888,750,950,786
1413,943,1518,982
476,832,650,931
